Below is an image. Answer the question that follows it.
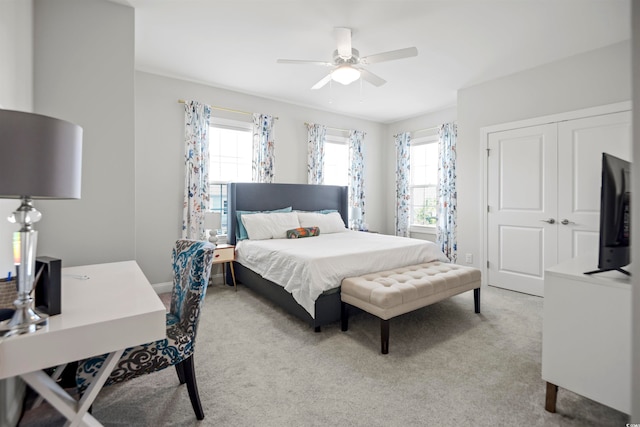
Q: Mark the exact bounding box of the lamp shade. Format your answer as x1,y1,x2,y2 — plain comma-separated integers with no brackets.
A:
0,109,83,199
204,211,221,230
349,206,362,222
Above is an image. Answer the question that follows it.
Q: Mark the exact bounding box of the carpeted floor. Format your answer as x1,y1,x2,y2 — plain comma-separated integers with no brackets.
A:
18,283,628,426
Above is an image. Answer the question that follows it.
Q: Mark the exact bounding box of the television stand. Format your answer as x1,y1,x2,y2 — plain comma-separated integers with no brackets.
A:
584,267,630,276
543,255,631,415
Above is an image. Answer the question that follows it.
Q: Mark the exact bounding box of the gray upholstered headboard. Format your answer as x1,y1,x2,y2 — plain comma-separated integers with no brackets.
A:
227,183,349,245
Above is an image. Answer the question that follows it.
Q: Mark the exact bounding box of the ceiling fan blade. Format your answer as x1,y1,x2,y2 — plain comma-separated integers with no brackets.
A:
334,27,352,58
360,47,418,65
360,68,386,87
311,74,332,90
277,59,333,66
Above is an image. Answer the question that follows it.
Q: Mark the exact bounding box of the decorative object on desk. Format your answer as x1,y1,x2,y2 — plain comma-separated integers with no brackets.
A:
203,210,221,245
0,277,17,309
349,206,362,230
76,239,215,420
0,109,82,336
34,256,62,316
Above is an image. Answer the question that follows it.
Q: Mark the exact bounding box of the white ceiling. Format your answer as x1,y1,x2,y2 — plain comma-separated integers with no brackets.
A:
123,0,630,123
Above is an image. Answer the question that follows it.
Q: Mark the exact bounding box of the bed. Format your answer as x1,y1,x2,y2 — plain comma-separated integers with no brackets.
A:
226,182,448,331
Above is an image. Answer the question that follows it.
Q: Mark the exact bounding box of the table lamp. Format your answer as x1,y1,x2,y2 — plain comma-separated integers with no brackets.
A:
0,109,82,336
204,211,221,245
349,206,362,231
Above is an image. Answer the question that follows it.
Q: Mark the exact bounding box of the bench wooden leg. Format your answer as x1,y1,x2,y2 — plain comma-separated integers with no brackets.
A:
381,319,389,354
341,302,349,331
545,382,558,412
474,288,481,314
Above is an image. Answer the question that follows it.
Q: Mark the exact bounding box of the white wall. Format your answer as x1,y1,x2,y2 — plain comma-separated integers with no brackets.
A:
456,40,631,272
135,71,385,284
32,0,136,268
0,0,33,280
0,1,33,424
0,0,33,426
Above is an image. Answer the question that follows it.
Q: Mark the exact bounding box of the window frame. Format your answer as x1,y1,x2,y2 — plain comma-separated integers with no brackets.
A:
409,133,439,234
208,117,253,232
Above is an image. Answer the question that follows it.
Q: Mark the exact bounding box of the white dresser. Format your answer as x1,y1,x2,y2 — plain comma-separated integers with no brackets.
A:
542,255,631,414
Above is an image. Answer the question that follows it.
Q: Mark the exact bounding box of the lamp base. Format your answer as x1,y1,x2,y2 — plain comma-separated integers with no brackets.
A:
208,231,219,246
0,298,48,337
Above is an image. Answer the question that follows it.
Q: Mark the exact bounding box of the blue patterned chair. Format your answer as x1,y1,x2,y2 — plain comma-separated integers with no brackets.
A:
76,239,215,420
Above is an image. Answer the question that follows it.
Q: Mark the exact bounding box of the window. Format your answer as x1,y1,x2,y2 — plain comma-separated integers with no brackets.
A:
410,135,438,229
209,118,252,231
324,134,348,186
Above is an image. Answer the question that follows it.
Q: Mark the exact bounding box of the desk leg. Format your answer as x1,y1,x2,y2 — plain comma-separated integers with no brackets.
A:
31,363,68,409
21,349,124,427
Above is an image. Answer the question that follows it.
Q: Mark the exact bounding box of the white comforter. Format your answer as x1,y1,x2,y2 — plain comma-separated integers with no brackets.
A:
235,230,449,318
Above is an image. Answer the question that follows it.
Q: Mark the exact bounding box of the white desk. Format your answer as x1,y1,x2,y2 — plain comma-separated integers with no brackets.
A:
0,261,166,426
542,255,631,414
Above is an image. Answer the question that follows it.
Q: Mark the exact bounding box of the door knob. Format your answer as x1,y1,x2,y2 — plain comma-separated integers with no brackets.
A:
560,219,575,225
540,218,555,224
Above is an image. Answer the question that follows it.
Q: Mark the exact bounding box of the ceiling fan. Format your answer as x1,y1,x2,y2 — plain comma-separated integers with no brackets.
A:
277,27,418,90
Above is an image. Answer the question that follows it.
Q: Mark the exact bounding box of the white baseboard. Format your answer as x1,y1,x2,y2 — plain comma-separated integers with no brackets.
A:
152,282,173,294
152,272,224,294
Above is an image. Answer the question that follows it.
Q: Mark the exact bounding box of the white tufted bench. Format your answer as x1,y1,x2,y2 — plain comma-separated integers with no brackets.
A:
340,262,481,354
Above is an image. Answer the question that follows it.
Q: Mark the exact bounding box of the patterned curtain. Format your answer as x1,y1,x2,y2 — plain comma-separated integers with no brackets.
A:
182,100,211,240
349,130,366,230
395,132,411,237
306,123,327,184
437,123,458,262
252,113,275,183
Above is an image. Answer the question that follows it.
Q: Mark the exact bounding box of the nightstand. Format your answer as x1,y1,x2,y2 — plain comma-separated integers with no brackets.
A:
212,244,237,291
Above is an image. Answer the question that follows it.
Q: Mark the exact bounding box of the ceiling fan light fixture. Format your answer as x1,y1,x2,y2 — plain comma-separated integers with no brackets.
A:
331,65,361,85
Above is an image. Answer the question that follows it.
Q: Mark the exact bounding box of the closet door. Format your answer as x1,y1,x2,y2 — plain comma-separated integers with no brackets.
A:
487,124,558,296
557,111,632,262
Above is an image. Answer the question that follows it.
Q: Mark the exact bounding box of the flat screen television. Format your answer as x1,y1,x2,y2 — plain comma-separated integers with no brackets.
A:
585,152,631,276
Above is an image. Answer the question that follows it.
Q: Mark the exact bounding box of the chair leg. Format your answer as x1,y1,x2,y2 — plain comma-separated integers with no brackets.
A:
175,361,186,385
474,288,481,314
181,355,205,420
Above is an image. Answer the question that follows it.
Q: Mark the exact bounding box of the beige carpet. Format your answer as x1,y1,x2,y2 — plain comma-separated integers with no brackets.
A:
18,283,628,426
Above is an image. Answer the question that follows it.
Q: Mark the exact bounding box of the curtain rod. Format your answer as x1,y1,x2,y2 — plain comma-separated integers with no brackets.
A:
304,122,351,133
178,99,279,120
392,123,457,139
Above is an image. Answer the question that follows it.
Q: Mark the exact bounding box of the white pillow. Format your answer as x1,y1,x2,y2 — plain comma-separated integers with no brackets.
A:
241,212,301,240
296,211,347,234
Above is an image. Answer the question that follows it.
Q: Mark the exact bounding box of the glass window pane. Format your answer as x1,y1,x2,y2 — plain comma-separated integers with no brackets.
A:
324,142,348,186
209,125,252,183
209,123,252,232
410,186,438,225
410,140,439,226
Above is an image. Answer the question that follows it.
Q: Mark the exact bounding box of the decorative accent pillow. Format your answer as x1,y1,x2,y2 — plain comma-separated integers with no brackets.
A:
236,206,292,241
286,227,320,239
296,211,346,233
241,212,301,240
